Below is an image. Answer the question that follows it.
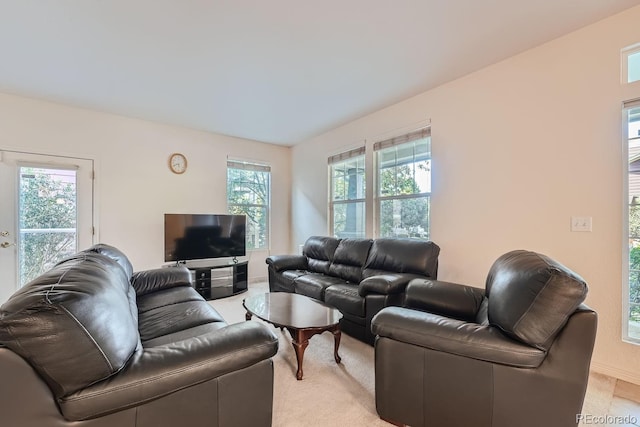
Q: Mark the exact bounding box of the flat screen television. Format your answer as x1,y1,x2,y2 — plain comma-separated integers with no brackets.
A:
164,213,246,262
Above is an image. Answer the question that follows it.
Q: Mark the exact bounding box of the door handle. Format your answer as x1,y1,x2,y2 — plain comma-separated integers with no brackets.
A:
0,241,16,248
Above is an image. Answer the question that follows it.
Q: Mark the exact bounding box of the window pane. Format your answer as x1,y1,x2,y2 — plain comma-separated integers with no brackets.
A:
19,167,77,286
379,196,430,240
329,153,365,238
628,106,640,340
332,202,365,239
378,137,431,197
227,165,270,250
377,135,432,240
229,205,268,250
628,50,640,83
331,156,365,201
227,168,269,205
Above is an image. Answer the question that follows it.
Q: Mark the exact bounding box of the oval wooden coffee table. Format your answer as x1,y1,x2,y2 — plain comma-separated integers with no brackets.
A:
243,292,342,380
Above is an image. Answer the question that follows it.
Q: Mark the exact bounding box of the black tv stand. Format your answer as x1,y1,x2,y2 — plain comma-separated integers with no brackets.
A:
188,261,248,300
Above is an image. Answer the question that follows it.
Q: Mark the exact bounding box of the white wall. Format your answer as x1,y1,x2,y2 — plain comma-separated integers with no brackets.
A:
292,7,640,383
0,92,291,283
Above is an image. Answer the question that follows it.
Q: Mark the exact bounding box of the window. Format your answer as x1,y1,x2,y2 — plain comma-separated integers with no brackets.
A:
626,100,640,342
623,45,640,84
19,166,78,286
227,160,270,250
329,147,366,238
374,128,431,240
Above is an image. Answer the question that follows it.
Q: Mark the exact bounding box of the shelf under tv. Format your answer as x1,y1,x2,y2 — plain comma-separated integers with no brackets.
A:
187,261,248,300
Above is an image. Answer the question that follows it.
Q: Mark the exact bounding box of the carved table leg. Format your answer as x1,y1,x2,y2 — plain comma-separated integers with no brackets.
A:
290,329,309,380
331,326,342,364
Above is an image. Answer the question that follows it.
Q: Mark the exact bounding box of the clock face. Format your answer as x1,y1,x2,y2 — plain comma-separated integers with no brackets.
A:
169,153,187,174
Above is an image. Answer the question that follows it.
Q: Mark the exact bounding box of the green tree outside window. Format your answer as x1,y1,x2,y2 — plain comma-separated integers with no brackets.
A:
377,135,431,240
227,161,270,250
19,167,77,286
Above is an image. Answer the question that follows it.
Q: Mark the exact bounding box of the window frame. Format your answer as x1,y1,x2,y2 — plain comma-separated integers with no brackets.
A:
623,98,640,344
623,43,640,84
226,160,271,251
373,127,432,240
328,147,366,239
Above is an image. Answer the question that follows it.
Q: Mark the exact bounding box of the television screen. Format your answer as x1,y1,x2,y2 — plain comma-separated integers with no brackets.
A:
164,214,246,262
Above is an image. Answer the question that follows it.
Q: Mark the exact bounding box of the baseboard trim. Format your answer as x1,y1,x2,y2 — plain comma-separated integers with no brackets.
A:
591,361,640,385
614,379,640,403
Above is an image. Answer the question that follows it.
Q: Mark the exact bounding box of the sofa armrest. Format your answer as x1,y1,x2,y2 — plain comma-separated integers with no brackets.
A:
405,279,485,321
265,254,308,272
58,322,279,421
131,266,192,296
359,273,424,296
371,307,545,368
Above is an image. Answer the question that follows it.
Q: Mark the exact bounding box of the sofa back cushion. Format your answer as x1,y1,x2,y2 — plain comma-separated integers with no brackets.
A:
0,252,140,398
486,250,588,351
363,238,440,279
82,243,140,331
329,238,373,283
303,236,340,274
83,243,134,278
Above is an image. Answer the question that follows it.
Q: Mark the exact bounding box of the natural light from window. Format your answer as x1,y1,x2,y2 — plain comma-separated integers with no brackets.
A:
375,130,431,240
329,152,366,239
226,161,270,250
625,104,640,341
628,50,640,83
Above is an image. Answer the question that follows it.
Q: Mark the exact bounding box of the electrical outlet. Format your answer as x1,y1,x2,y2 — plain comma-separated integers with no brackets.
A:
571,216,592,232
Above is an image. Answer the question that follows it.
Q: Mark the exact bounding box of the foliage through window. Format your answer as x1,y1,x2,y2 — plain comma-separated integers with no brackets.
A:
329,147,366,239
19,167,77,286
375,128,431,240
227,161,270,250
626,101,640,341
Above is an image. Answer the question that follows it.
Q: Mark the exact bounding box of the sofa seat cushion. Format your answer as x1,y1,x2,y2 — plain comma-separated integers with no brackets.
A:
137,300,225,343
57,322,279,422
281,270,309,282
324,284,365,317
142,322,229,347
137,285,203,314
294,274,347,301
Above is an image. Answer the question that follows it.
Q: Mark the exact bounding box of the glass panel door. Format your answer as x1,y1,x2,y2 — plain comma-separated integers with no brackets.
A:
0,151,94,302
19,166,79,286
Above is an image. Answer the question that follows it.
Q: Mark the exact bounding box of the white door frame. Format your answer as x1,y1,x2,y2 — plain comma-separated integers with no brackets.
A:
0,149,97,302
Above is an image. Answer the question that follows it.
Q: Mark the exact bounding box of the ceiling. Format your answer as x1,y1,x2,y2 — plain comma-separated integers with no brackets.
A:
1,1,639,146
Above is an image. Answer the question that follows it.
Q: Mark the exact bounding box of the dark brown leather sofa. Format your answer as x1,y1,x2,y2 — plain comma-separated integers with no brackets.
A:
372,250,597,427
0,244,279,427
266,236,440,344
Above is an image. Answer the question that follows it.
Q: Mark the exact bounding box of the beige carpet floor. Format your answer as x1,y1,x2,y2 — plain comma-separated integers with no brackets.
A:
210,282,638,427
210,281,387,426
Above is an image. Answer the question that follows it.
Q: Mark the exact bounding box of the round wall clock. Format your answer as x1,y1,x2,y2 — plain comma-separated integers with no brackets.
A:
168,153,187,174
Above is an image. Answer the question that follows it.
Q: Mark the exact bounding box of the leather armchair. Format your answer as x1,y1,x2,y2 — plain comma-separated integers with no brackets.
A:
371,250,597,427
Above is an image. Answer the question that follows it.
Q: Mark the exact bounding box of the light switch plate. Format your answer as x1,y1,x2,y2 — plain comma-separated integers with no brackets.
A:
571,216,592,232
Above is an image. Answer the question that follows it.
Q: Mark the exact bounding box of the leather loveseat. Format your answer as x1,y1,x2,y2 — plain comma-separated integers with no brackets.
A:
372,250,597,427
266,236,440,344
0,244,279,427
